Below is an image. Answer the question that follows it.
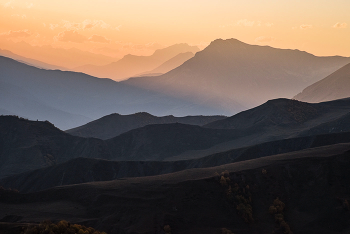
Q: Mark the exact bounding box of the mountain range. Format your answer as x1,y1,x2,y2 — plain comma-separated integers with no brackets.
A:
0,55,225,130
2,98,350,178
0,49,67,70
124,38,350,112
74,44,199,80
66,112,226,139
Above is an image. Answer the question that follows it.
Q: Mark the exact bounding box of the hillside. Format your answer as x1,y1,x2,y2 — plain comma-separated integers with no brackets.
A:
124,38,350,113
66,112,226,139
3,130,350,193
1,143,350,234
2,98,350,177
74,44,199,80
294,63,350,103
0,116,109,178
0,56,226,130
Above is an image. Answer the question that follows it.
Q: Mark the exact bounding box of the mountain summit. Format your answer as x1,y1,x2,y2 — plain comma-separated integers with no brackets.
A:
124,38,350,113
74,43,199,80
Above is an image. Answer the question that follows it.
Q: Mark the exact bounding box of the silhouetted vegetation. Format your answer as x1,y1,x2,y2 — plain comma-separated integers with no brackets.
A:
163,224,171,234
21,220,107,234
269,198,291,234
221,227,234,234
218,171,254,223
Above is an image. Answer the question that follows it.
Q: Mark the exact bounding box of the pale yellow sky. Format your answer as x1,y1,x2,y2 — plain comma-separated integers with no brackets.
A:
0,0,349,64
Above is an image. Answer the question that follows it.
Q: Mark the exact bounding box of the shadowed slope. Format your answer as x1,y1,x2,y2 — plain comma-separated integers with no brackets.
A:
1,144,350,234
2,130,350,193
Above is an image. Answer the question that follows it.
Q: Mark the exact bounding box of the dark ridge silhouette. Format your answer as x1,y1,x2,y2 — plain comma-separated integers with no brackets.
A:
1,143,350,234
0,55,227,130
294,63,350,103
1,98,350,177
74,44,200,80
2,130,350,193
124,38,350,113
66,112,226,139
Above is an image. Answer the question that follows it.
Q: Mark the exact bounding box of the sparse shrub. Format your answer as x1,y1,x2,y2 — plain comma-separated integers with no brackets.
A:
269,205,278,215
221,227,234,234
220,176,229,186
269,198,291,234
22,220,106,234
164,225,171,234
236,203,253,223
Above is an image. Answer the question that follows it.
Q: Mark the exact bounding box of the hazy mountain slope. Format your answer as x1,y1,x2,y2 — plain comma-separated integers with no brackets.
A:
294,63,350,103
0,81,92,130
137,51,195,76
124,38,350,113
0,56,228,129
75,44,199,80
66,112,226,139
1,144,350,234
0,49,67,70
3,131,350,193
0,40,116,68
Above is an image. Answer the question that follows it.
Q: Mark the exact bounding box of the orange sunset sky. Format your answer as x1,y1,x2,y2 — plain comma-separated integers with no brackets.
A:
1,0,349,68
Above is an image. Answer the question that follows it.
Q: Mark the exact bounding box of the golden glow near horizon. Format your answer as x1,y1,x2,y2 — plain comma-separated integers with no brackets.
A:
1,0,350,66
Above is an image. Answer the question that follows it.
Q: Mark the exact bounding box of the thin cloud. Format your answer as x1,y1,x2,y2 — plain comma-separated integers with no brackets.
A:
55,30,87,43
82,20,110,30
4,0,13,8
50,24,59,30
333,22,347,28
0,29,32,38
88,34,110,43
61,20,111,31
26,2,33,8
300,24,312,30
236,19,255,27
115,25,122,31
255,36,275,43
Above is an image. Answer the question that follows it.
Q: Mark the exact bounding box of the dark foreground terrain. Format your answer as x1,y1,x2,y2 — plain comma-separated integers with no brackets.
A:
1,143,350,234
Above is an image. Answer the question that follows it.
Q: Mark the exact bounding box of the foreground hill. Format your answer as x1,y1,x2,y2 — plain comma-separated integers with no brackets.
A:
124,38,350,113
74,44,199,80
1,143,350,234
3,130,350,193
66,112,226,139
294,63,350,103
0,56,225,130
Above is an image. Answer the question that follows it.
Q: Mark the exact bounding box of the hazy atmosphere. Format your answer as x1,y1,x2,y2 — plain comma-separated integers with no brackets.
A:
1,1,350,234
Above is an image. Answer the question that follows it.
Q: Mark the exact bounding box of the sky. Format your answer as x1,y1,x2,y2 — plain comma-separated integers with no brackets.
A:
0,0,350,66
